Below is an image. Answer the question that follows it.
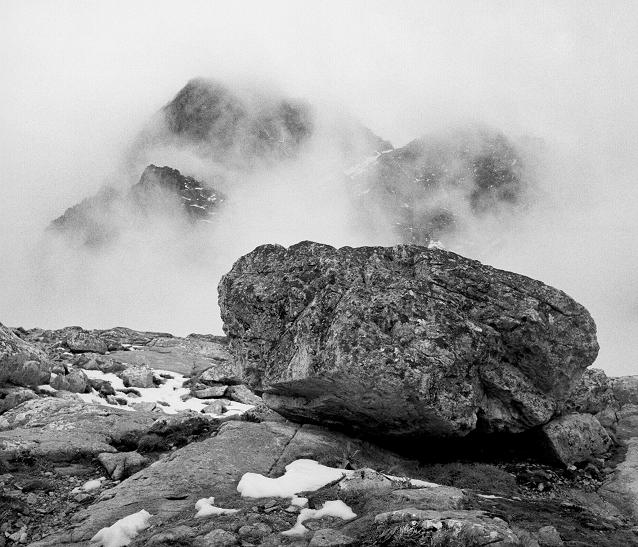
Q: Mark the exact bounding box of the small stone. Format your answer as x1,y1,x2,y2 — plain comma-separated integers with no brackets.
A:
26,493,38,505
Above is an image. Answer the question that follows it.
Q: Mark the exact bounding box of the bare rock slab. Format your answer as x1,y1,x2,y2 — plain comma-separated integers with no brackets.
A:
219,242,599,440
599,437,638,519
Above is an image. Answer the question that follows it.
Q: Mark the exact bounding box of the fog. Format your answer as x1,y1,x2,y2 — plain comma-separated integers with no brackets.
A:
1,1,637,375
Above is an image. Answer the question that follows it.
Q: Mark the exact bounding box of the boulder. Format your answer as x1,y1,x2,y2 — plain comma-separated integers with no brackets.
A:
65,330,108,354
120,366,155,388
0,322,51,387
0,387,38,414
219,242,599,440
49,368,90,393
541,413,613,466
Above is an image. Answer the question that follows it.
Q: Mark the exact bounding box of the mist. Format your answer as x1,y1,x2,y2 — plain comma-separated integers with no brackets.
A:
1,1,637,376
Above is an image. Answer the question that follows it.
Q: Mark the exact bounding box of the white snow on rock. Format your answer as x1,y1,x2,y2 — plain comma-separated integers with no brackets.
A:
383,474,440,488
72,476,106,494
194,497,240,518
90,509,151,547
77,369,253,416
282,500,356,536
237,459,353,499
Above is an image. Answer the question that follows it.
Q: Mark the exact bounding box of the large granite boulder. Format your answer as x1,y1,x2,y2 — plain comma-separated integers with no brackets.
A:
219,242,599,441
0,322,51,387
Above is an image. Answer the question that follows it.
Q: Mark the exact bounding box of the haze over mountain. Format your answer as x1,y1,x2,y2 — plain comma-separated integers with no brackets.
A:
1,1,637,375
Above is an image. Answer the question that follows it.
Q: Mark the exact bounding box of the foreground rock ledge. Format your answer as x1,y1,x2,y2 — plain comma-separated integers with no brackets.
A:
219,241,599,440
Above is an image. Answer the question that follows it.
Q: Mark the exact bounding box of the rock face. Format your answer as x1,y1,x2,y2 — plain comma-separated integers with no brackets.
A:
0,322,51,387
50,164,225,246
348,126,538,245
219,241,599,441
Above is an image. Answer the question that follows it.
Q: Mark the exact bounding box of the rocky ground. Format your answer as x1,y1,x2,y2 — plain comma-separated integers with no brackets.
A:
1,244,638,546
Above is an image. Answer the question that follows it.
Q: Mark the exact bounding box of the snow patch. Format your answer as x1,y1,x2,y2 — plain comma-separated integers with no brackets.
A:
194,497,240,518
72,476,106,494
90,509,151,547
282,500,356,536
237,459,353,499
79,369,253,416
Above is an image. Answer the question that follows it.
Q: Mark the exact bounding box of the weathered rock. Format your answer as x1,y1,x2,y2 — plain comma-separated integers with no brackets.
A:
193,529,238,547
541,413,613,466
65,330,108,354
339,468,394,495
98,451,149,480
193,384,228,398
202,400,226,415
28,421,414,545
146,525,195,546
612,376,638,406
219,242,599,440
79,355,127,374
49,368,90,393
0,387,37,414
226,384,262,405
110,336,234,377
599,437,638,519
616,404,638,439
0,322,51,387
309,528,356,546
89,378,116,396
373,508,520,545
537,525,564,546
0,398,156,461
391,485,466,509
120,366,155,388
563,368,616,415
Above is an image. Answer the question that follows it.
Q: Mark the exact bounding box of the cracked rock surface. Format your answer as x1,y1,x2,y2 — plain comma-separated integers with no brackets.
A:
219,241,599,440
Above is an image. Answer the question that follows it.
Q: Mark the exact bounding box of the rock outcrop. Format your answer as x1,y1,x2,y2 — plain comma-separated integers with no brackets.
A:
0,322,51,387
219,241,599,441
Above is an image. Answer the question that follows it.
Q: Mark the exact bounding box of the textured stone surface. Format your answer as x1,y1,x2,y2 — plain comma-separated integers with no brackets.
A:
599,437,638,519
219,241,599,440
541,413,613,465
120,366,155,388
49,368,90,393
97,451,149,480
0,398,157,461
0,322,51,387
391,485,466,509
65,330,108,354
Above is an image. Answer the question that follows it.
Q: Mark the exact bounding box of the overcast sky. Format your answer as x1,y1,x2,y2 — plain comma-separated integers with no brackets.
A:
1,1,637,375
